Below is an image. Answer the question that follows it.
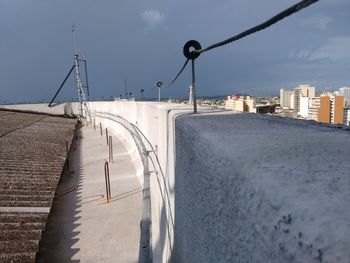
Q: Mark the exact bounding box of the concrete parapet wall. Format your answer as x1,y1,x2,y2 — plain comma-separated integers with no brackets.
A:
0,101,193,262
174,113,350,262
87,101,195,263
3,101,350,262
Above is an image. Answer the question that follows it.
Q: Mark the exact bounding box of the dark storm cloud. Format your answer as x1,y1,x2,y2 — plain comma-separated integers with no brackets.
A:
0,0,349,102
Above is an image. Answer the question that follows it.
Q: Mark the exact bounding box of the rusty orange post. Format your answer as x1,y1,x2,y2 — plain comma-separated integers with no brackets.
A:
104,161,111,202
108,135,113,163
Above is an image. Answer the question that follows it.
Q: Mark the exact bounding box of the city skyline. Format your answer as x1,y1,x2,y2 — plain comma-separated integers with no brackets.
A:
0,0,349,103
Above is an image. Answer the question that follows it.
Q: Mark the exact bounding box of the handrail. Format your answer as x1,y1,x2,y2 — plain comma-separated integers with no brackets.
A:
92,112,152,262
92,111,176,261
94,111,174,228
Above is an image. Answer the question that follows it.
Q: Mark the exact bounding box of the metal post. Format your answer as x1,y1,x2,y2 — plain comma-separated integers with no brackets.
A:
83,51,90,97
109,136,113,163
158,87,161,102
104,161,111,203
105,128,109,145
191,59,197,113
94,118,96,130
100,122,103,136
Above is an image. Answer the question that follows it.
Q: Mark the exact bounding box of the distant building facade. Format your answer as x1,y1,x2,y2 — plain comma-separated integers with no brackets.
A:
339,87,350,107
280,89,294,109
225,95,256,113
307,97,320,121
293,84,315,116
299,96,309,118
344,108,350,126
318,93,344,125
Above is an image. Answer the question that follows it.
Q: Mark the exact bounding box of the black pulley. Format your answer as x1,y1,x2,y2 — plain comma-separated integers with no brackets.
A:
183,40,201,60
141,89,145,94
157,81,163,88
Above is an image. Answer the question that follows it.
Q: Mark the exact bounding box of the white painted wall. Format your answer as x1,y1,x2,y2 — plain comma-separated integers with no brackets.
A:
3,101,350,262
88,101,197,263
1,101,195,262
299,96,309,118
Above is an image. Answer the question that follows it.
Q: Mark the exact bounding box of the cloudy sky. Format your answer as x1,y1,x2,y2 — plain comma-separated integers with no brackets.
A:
0,0,349,102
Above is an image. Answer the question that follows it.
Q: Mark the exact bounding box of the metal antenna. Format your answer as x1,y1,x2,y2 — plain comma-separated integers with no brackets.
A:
72,25,78,56
72,25,90,119
82,50,90,97
48,25,91,119
125,79,128,99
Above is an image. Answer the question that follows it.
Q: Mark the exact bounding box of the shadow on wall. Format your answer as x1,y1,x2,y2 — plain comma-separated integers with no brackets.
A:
36,128,84,263
152,205,169,263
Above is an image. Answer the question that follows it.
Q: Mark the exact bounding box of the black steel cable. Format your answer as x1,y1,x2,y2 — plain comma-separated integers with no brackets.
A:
164,58,190,88
148,58,189,94
48,64,75,107
154,0,319,93
196,0,319,54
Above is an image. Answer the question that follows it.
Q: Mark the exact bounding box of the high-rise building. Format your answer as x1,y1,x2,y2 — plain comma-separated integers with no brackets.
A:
280,89,285,107
280,89,294,109
339,87,350,107
318,93,344,125
331,95,344,125
299,96,309,118
318,95,331,124
293,84,315,115
308,97,320,121
344,108,350,126
225,95,256,113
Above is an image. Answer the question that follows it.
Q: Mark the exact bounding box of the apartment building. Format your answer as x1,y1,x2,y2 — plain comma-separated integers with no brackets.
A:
344,108,350,126
318,94,344,125
339,87,350,107
225,95,256,113
307,97,320,121
293,84,315,115
280,89,294,109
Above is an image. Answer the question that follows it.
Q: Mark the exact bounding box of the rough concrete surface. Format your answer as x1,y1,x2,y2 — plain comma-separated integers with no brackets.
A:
37,124,142,263
174,113,350,263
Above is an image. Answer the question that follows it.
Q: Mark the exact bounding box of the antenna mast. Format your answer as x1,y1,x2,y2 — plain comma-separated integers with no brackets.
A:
48,25,91,121
72,25,90,119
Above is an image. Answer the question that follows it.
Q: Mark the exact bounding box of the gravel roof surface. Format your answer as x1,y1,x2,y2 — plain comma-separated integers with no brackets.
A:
0,110,77,263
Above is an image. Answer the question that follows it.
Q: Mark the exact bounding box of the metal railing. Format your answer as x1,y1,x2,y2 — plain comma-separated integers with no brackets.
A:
92,111,175,262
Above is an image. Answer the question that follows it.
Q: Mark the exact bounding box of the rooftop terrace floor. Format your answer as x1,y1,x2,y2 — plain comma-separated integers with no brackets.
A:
36,123,142,262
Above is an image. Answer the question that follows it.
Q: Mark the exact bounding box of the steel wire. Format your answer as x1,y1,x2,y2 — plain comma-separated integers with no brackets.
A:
152,0,319,93
196,0,319,54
